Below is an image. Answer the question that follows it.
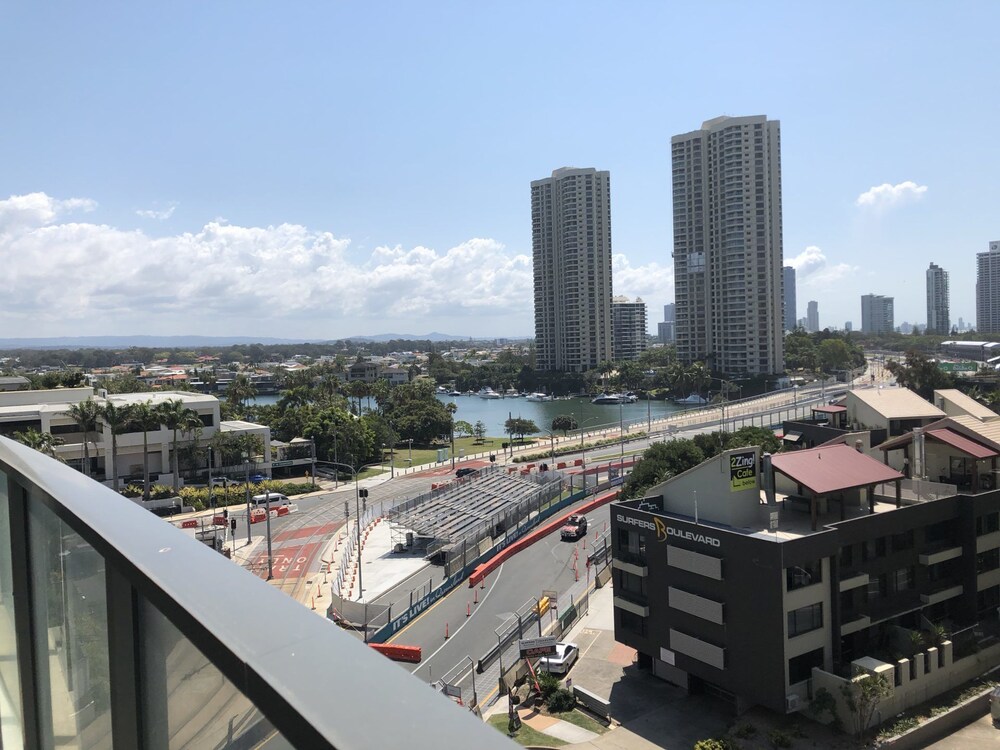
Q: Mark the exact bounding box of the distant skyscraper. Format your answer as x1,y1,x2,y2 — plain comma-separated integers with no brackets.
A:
926,262,950,335
531,167,613,371
658,303,676,344
861,294,894,334
671,115,784,375
976,242,1000,334
612,296,648,361
806,300,819,333
783,266,796,331
845,321,853,332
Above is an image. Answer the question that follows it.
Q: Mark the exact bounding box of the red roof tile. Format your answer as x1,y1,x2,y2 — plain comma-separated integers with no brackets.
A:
770,443,903,495
925,429,998,460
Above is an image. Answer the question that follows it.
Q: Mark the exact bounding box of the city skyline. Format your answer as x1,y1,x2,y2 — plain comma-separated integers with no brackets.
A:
1,4,999,339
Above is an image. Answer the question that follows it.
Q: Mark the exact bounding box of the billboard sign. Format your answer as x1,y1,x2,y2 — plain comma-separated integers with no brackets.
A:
518,636,557,658
729,450,757,492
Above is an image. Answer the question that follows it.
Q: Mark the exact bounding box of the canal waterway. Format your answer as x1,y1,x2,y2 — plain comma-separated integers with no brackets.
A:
250,392,688,438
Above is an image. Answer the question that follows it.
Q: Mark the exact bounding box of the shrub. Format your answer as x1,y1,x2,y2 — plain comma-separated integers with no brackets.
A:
694,739,736,750
768,728,792,748
546,687,576,713
733,723,757,738
537,671,560,701
876,717,918,740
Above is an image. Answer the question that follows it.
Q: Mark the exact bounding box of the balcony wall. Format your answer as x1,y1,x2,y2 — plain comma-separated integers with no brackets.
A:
0,436,510,750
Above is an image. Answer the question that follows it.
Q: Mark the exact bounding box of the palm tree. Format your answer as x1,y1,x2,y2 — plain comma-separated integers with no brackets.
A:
100,401,134,491
13,428,65,459
128,401,162,501
66,398,100,477
226,374,258,417
156,399,203,491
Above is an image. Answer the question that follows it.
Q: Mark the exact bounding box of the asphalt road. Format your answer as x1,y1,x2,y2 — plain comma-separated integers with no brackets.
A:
389,502,613,685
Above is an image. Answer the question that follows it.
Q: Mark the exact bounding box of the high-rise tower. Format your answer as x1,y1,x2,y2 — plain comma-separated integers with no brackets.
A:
976,242,1000,334
671,116,784,375
783,266,796,332
926,262,950,335
531,167,613,372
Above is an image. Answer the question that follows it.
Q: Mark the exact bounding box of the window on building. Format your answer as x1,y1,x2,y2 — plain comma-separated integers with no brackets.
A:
925,520,953,545
786,560,823,590
199,413,214,428
889,567,915,594
976,513,1000,536
891,530,914,552
788,603,823,637
618,570,647,598
839,545,853,569
619,608,646,637
788,648,824,685
49,423,80,436
977,548,1000,574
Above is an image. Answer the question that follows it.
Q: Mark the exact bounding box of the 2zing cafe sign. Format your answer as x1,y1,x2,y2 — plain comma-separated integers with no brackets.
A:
729,450,757,492
616,513,721,548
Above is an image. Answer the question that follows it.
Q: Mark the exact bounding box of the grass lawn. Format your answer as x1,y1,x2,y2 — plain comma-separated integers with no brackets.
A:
382,436,537,469
487,715,566,747
556,708,608,735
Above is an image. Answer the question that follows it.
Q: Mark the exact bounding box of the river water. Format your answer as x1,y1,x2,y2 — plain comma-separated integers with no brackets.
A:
250,392,686,438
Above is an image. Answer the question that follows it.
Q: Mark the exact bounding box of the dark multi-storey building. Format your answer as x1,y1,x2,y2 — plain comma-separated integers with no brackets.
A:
612,419,1000,716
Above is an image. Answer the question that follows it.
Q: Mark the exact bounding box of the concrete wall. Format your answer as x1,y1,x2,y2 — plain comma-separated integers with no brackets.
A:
810,640,1000,731
661,448,762,528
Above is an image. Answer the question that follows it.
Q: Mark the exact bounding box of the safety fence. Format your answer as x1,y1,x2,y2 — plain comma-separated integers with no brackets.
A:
331,505,381,600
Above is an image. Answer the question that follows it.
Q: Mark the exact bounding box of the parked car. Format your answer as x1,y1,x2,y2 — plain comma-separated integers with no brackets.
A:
249,473,267,484
560,514,588,540
455,468,478,478
538,642,579,674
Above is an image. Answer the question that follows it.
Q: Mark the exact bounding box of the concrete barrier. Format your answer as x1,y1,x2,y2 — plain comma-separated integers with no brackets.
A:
369,643,422,664
573,685,610,721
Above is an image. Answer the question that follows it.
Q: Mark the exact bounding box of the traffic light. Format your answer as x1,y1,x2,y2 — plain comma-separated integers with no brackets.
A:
229,518,237,532
222,508,229,520
490,454,496,463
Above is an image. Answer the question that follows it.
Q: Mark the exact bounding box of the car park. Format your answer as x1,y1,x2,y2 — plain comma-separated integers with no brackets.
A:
538,642,579,674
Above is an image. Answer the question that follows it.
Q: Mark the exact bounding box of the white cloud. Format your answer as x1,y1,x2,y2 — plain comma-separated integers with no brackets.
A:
135,204,176,220
788,245,857,286
0,192,537,336
0,192,96,235
855,180,928,208
612,254,674,301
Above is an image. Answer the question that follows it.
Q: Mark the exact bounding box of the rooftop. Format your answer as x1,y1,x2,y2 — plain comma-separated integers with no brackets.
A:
934,388,999,421
848,387,946,420
770,443,904,496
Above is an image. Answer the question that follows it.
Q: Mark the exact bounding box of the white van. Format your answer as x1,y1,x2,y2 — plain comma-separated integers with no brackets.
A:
251,493,290,508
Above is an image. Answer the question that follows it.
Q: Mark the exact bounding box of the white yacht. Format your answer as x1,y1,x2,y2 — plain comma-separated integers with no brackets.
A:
526,392,554,402
477,387,501,399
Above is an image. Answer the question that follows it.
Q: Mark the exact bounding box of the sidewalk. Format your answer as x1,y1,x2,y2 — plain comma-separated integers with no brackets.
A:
486,583,731,749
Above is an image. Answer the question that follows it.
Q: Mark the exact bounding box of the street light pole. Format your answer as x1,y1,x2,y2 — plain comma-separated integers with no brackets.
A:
264,488,273,580
466,655,477,709
244,456,251,546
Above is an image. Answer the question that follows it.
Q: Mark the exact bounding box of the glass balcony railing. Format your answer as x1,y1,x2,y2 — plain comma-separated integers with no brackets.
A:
0,436,512,750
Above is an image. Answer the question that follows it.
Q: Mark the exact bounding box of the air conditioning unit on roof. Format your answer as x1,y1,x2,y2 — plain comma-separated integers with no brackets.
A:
785,694,801,713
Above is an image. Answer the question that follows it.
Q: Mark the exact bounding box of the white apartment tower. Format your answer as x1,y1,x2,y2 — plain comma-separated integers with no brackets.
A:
806,300,819,333
671,115,784,375
532,167,613,372
976,242,1000,334
861,294,894,334
926,262,950,336
612,296,648,362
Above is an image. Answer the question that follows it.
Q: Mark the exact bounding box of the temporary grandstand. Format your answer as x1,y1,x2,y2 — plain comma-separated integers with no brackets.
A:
385,464,564,572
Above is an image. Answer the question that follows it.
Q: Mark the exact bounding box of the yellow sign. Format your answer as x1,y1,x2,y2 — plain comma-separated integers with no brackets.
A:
729,451,757,492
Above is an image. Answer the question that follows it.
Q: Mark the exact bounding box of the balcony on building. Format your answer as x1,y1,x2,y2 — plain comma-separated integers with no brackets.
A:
0,436,510,750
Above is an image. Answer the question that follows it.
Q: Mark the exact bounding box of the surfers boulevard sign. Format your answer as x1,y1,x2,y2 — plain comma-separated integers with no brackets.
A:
616,513,721,548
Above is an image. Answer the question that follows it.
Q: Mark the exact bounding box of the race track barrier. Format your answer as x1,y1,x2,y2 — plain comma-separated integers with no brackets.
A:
369,643,422,663
466,490,619,588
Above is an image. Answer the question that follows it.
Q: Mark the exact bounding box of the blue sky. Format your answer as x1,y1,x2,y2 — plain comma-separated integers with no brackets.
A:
1,2,998,340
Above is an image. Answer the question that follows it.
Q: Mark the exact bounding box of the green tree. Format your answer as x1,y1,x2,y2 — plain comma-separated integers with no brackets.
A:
841,671,892,740
102,372,152,394
67,398,101,477
13,428,65,459
817,338,853,373
473,420,487,444
886,350,955,400
453,420,474,438
694,426,782,460
784,330,818,371
210,431,264,466
128,401,162,501
100,401,134,491
623,439,705,499
156,399,203,491
226,374,258,416
551,414,578,436
504,417,539,443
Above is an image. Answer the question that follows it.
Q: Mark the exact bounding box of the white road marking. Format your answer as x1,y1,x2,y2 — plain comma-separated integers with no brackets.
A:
411,563,505,674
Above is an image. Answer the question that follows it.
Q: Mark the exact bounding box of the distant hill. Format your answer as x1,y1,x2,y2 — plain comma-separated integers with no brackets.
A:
0,335,310,350
344,332,468,343
0,332,526,351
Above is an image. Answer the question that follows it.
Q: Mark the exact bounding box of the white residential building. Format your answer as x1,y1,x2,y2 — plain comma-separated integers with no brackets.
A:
532,167,614,372
671,115,785,375
612,296,648,362
976,242,1000,334
861,294,894,334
